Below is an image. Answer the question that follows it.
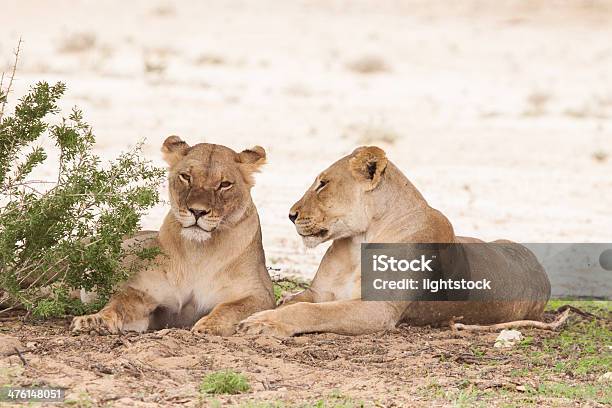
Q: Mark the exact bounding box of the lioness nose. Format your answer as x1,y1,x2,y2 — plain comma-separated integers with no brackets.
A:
189,208,210,220
289,211,298,224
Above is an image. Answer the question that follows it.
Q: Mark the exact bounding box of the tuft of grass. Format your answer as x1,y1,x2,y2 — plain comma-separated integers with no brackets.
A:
523,91,551,117
63,392,94,408
344,121,401,145
526,382,611,405
271,276,309,303
592,150,608,163
58,32,97,53
150,3,176,17
346,55,390,74
545,299,611,314
200,370,250,395
195,53,226,66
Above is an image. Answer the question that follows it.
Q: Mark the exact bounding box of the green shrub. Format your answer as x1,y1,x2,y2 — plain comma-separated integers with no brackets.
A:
200,370,251,395
271,275,309,303
0,47,164,318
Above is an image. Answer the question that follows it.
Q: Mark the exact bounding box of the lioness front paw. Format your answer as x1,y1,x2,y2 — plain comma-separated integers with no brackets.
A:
70,312,119,335
237,310,296,337
191,317,236,337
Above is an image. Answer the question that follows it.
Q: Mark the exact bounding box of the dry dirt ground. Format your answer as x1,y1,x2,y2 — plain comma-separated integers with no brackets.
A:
1,305,610,407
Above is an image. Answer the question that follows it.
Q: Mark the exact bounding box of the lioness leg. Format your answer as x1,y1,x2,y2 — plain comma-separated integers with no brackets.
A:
70,287,157,334
192,295,273,336
238,300,404,336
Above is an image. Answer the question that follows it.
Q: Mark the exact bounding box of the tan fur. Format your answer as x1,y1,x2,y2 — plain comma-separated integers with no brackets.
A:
239,146,550,336
71,137,275,336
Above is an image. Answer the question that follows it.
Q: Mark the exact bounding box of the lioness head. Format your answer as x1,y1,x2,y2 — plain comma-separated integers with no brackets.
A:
162,135,266,242
289,146,388,247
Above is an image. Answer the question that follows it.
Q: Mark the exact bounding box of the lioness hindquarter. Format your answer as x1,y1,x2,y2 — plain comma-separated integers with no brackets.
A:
71,136,274,336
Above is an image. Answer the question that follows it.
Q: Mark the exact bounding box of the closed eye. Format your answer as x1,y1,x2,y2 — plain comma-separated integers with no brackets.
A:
315,179,328,192
219,181,233,190
179,173,191,183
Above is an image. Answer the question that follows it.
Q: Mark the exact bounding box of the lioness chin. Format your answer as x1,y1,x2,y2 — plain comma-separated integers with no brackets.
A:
239,146,550,337
71,136,275,336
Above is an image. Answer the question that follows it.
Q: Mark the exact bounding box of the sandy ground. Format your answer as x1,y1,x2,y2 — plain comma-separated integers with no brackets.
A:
1,308,609,407
1,1,611,406
1,0,611,280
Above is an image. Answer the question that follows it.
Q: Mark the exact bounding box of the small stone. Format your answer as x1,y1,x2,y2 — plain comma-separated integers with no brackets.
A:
494,329,523,348
516,385,526,392
598,372,612,382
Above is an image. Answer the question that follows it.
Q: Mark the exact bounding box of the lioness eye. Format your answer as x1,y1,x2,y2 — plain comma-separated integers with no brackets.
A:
179,173,191,183
316,180,328,192
219,181,232,189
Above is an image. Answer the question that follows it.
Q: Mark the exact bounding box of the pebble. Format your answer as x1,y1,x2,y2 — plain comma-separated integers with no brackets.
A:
494,329,523,348
598,372,612,382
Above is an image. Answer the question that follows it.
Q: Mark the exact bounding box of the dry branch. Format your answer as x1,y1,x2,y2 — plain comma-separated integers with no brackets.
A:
0,37,22,122
450,308,571,332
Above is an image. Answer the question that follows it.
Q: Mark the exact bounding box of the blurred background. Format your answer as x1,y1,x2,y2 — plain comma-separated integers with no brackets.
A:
1,0,611,279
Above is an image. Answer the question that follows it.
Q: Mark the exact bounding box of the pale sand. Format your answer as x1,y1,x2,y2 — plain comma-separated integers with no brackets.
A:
1,0,611,280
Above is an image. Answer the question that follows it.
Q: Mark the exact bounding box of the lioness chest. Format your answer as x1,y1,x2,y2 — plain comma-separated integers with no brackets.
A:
139,249,237,327
314,238,363,301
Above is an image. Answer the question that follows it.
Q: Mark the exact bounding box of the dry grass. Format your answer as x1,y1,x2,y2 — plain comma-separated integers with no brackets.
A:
564,104,611,120
58,32,97,53
592,150,608,162
345,122,401,144
150,3,176,17
143,48,177,75
346,55,390,74
194,53,226,66
523,91,552,117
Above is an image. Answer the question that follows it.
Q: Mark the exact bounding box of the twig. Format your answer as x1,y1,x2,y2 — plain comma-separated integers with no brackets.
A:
451,308,571,332
555,304,597,319
0,37,22,122
13,347,27,366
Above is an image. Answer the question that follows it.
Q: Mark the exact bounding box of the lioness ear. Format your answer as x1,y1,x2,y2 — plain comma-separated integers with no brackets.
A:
161,135,190,166
237,146,266,186
349,146,388,190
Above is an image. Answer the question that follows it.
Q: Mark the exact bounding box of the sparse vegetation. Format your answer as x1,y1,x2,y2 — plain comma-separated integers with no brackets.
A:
271,275,309,303
0,46,165,317
200,370,251,395
412,300,611,406
592,150,608,162
58,32,97,54
150,2,176,17
345,122,400,145
523,91,552,117
195,53,226,66
346,55,390,74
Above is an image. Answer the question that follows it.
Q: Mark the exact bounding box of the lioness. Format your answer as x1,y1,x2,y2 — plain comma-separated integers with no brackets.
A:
71,136,275,336
239,146,550,336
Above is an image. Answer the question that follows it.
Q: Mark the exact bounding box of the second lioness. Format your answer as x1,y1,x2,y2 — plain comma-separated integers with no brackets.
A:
239,146,551,336
71,136,275,336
